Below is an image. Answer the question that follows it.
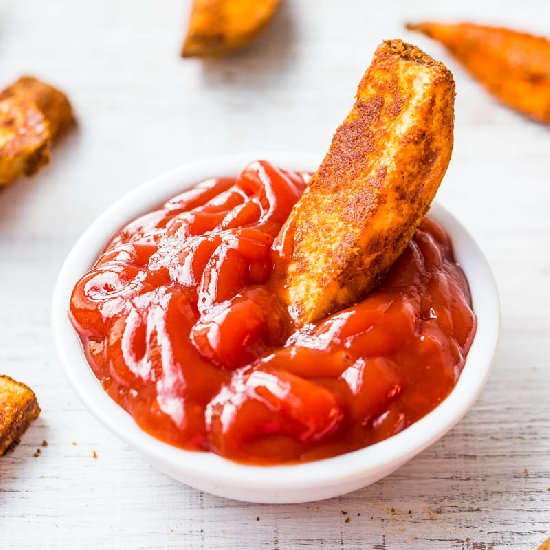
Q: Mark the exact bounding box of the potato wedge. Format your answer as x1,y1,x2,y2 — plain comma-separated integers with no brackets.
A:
0,76,75,140
274,40,455,327
0,97,51,186
182,0,282,57
407,21,550,124
0,375,40,456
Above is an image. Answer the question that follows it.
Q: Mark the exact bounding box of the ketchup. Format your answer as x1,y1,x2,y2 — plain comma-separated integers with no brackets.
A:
70,161,476,464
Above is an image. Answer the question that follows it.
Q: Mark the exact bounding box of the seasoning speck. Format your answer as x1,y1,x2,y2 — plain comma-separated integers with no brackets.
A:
256,516,260,522
41,440,48,447
524,467,529,476
344,517,350,524
341,510,348,515
33,449,41,457
71,441,77,446
92,450,98,459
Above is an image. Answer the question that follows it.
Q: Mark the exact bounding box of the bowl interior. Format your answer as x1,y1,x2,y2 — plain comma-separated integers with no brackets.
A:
52,151,499,497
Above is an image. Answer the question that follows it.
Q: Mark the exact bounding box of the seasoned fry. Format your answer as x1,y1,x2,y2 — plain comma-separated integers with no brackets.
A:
407,21,550,124
182,0,282,57
0,76,75,140
274,40,455,327
0,76,75,186
0,98,50,186
0,375,40,456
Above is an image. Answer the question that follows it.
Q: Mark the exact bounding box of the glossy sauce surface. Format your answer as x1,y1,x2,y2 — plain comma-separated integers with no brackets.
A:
70,161,476,464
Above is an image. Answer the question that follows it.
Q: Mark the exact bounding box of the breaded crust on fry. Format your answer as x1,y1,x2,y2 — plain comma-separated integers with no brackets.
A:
0,75,75,140
0,97,51,186
182,0,281,57
0,375,40,456
407,21,550,124
274,40,455,326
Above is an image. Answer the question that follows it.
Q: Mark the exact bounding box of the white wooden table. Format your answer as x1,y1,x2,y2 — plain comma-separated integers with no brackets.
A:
1,0,549,548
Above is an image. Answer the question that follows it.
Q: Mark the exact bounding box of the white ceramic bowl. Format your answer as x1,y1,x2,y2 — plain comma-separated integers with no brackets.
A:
52,151,500,503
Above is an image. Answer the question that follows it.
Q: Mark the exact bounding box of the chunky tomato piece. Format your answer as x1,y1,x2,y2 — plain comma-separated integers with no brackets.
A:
206,367,342,460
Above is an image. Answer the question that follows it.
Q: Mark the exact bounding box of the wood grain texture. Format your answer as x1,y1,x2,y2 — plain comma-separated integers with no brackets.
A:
0,0,549,548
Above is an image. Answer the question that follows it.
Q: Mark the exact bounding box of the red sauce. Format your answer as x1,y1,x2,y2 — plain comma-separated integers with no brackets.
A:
70,161,476,464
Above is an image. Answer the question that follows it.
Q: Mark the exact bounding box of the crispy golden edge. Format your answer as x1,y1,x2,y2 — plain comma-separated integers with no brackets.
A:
0,76,75,140
0,97,51,186
0,375,40,456
275,39,455,326
182,0,282,57
407,21,550,124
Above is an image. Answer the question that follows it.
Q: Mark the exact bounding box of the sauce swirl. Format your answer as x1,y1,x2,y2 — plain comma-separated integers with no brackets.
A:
70,161,476,464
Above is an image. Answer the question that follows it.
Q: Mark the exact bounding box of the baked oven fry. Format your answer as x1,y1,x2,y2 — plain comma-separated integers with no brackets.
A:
0,375,40,456
274,40,455,326
182,0,282,57
0,97,50,186
407,21,550,124
0,76,75,140
0,76,75,186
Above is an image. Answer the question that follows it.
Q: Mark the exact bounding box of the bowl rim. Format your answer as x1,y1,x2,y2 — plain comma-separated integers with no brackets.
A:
52,150,500,491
